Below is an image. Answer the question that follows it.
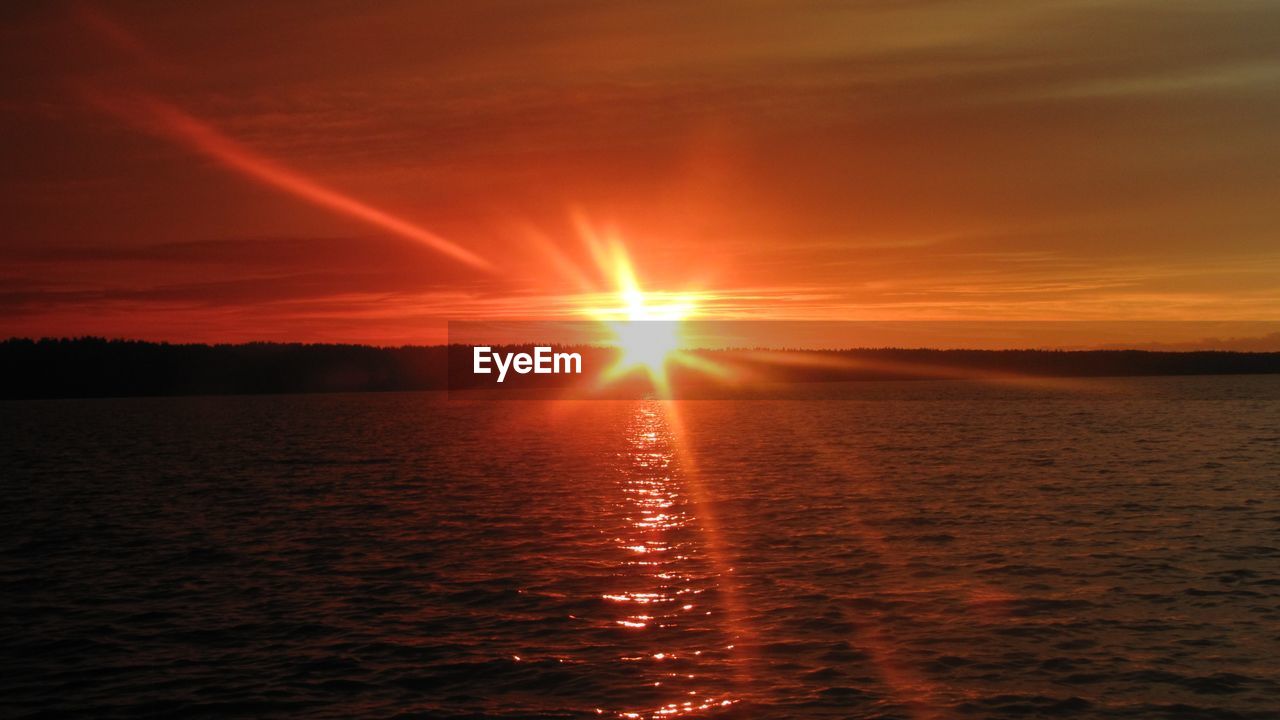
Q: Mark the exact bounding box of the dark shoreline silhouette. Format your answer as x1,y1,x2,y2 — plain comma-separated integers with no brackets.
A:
2,337,1278,400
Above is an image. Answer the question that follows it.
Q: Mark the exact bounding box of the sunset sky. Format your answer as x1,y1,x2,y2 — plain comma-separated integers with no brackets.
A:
2,1,1278,345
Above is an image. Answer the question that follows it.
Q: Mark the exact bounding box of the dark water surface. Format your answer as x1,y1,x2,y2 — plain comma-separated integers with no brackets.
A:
3,376,1279,719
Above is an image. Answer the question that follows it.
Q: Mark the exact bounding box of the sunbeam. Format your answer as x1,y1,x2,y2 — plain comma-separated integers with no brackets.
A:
85,91,492,271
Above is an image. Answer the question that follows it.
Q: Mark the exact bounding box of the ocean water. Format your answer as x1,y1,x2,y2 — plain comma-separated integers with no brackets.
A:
2,376,1278,719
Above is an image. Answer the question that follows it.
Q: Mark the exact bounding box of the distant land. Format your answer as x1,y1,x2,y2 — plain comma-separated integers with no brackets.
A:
2,337,1278,400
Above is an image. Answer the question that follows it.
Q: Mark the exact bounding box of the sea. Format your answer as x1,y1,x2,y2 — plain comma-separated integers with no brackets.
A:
2,375,1278,719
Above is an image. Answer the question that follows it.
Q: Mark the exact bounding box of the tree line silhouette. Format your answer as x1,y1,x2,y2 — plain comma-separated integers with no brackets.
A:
1,337,1276,399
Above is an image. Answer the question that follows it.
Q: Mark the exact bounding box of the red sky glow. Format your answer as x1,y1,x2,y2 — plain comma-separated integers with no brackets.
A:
1,2,1277,346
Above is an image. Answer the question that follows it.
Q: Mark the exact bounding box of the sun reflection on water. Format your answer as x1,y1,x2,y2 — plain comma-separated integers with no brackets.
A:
600,402,739,719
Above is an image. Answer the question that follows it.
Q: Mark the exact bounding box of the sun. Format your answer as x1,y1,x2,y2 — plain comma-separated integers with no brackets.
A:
580,237,700,395
607,292,690,388
610,317,682,377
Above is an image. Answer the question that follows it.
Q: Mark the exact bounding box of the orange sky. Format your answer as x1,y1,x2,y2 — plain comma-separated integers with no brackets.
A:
1,1,1277,345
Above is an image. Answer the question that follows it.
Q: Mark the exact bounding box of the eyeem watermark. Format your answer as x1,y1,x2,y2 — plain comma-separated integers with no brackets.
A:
449,319,1280,399
472,346,583,383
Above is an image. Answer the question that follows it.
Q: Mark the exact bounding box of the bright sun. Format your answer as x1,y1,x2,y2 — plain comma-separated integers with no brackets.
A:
609,293,688,380
582,238,700,394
